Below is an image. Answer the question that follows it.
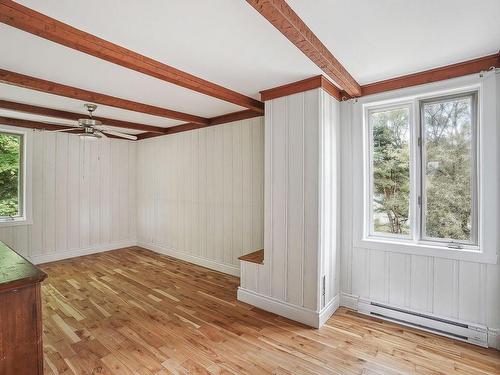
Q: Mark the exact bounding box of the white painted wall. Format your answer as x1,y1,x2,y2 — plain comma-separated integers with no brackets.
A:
239,88,340,327
339,72,500,347
320,90,341,312
0,130,137,263
136,117,264,276
1,72,496,347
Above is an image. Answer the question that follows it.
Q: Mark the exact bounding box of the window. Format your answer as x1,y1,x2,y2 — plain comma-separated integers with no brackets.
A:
369,106,411,238
421,93,478,245
0,130,24,221
367,91,478,248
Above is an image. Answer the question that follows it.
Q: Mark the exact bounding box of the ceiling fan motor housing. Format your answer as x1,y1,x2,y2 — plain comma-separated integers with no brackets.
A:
78,118,102,127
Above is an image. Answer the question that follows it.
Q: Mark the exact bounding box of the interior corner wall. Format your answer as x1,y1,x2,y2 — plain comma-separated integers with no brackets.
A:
320,89,341,315
239,88,341,327
339,72,500,348
136,117,265,276
0,131,137,264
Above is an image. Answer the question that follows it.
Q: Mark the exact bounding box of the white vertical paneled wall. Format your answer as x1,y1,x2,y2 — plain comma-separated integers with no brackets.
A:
339,72,500,348
320,91,341,312
0,130,137,263
239,88,340,327
136,117,264,276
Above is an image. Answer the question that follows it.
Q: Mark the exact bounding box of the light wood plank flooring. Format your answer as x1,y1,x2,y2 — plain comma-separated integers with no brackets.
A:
40,247,500,374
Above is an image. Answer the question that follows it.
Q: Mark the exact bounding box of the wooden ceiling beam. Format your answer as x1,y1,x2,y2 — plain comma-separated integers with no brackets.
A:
0,0,264,113
137,109,262,140
209,109,262,126
360,52,500,97
0,100,168,133
0,69,209,125
0,115,73,131
260,75,342,101
246,0,361,97
260,75,324,101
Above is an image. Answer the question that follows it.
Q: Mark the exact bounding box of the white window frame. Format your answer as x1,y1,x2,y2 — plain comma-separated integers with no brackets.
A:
419,91,479,247
366,92,479,248
352,73,498,264
366,102,414,240
0,125,32,227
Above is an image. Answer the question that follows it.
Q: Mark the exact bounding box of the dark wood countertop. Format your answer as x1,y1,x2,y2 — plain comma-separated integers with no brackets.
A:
0,241,47,293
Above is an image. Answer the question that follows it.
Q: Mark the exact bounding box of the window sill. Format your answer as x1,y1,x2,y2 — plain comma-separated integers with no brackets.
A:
0,218,32,228
354,237,497,264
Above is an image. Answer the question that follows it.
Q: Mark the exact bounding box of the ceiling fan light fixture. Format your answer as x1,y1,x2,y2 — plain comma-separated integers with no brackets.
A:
79,133,100,140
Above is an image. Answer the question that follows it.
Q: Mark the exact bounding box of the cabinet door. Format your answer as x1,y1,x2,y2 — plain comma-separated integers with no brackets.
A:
0,284,42,375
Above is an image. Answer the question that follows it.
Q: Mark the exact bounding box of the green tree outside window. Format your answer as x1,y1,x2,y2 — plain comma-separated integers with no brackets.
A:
0,133,21,217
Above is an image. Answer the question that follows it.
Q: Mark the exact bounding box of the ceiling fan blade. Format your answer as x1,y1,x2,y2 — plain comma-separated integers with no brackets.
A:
95,130,108,138
102,129,137,140
50,127,82,132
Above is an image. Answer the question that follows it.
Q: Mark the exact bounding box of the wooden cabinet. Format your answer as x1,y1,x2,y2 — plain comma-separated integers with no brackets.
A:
0,241,47,375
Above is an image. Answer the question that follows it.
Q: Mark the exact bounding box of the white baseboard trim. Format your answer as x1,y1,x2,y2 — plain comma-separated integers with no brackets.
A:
30,240,137,264
340,292,359,310
138,241,240,276
237,287,339,328
319,294,340,327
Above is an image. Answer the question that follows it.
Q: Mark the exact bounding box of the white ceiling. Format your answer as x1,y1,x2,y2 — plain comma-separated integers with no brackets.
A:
0,24,242,119
287,0,500,84
1,0,498,131
14,0,324,96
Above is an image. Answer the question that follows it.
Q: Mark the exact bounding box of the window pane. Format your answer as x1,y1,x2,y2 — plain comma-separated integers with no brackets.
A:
0,132,21,217
422,94,476,242
370,107,411,236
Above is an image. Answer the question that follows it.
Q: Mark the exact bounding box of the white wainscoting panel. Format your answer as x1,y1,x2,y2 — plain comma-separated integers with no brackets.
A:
339,73,500,348
240,88,340,325
240,90,321,311
0,130,137,263
136,117,264,275
320,91,341,310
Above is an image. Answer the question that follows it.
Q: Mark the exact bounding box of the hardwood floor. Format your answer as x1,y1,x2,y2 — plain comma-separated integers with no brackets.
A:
40,247,499,375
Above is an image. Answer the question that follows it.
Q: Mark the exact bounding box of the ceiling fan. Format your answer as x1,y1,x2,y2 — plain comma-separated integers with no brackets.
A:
51,104,137,140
